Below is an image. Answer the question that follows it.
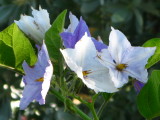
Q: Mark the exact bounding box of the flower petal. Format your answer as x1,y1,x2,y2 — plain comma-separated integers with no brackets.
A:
133,80,145,93
109,27,131,63
20,43,53,109
20,84,41,110
65,12,79,33
96,49,115,68
61,34,117,92
60,17,90,48
60,14,107,51
15,7,51,45
15,15,43,44
84,67,118,93
123,47,156,83
32,7,51,33
109,68,128,88
92,37,107,52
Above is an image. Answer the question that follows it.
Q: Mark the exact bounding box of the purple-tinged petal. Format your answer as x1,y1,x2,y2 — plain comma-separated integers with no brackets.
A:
20,43,53,110
60,32,75,48
60,17,91,48
92,38,107,52
61,16,107,51
123,47,156,83
133,80,145,93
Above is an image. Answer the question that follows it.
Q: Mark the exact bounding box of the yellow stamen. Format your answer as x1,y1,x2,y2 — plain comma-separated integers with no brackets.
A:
96,54,102,60
35,77,44,82
116,64,127,71
82,70,92,77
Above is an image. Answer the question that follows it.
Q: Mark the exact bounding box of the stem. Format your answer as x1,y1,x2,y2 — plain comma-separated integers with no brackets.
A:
50,88,91,120
89,104,99,120
97,100,108,117
97,93,115,118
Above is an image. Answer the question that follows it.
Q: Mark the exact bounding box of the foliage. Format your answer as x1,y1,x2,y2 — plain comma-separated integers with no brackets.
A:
137,70,160,119
0,0,160,120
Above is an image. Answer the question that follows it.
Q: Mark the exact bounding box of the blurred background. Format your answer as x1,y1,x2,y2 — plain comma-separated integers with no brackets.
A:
0,0,160,120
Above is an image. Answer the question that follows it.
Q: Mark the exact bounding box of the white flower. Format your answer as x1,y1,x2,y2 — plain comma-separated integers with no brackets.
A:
15,6,51,45
97,27,156,88
60,33,118,93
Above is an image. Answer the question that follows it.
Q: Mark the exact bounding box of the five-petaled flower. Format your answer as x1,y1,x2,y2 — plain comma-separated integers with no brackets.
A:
20,43,53,110
97,27,156,88
15,6,51,45
61,33,118,93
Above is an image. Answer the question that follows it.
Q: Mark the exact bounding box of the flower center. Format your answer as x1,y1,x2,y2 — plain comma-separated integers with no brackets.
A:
82,70,92,77
116,64,127,71
35,77,44,82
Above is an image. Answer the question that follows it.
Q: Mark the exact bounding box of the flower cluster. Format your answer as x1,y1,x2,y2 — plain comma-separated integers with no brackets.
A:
15,7,156,109
60,13,156,93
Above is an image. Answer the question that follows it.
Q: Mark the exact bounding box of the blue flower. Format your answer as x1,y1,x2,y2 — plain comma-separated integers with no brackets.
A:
97,27,156,88
60,12,107,51
20,43,53,110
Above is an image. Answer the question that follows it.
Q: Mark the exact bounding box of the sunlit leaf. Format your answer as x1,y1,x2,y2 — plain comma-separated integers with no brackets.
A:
0,23,37,72
143,38,160,68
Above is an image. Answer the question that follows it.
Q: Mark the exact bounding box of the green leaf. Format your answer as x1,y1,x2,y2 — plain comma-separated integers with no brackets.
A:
142,38,160,68
45,10,67,76
0,23,37,73
137,70,160,119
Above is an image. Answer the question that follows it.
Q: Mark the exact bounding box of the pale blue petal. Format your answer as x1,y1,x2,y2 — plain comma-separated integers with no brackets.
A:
109,68,128,88
123,47,156,83
109,27,131,63
20,43,53,110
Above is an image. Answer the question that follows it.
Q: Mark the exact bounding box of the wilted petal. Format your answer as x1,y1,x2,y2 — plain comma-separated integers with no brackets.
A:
20,43,53,110
109,27,131,63
123,47,156,83
15,7,51,45
61,34,117,93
